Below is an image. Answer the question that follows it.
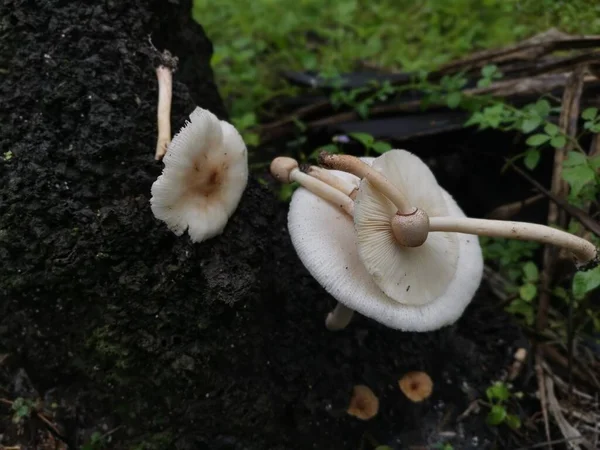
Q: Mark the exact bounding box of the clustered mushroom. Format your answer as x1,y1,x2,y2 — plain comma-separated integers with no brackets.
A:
270,149,599,332
151,107,248,243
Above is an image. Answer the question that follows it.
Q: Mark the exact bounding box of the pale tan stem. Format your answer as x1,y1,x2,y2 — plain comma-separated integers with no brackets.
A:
429,216,597,264
155,66,173,160
325,303,354,331
306,166,358,199
290,169,354,216
318,152,413,213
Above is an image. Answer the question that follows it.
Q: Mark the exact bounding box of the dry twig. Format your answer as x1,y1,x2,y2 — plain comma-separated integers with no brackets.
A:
486,194,545,220
537,65,587,332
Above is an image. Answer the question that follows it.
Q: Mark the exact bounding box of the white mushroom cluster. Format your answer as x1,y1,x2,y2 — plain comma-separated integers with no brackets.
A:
151,107,248,243
270,149,599,332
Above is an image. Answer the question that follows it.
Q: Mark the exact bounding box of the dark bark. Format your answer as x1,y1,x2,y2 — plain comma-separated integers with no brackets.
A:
0,1,530,449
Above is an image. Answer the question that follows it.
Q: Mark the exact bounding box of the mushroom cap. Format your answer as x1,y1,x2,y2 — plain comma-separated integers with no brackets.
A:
398,371,433,402
287,155,483,331
347,385,379,420
354,150,459,306
150,107,248,243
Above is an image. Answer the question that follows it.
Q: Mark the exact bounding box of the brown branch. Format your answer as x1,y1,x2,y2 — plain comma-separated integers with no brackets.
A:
537,65,587,333
507,162,600,236
260,73,599,144
260,99,330,132
438,29,600,74
486,194,545,220
542,345,600,391
535,349,552,448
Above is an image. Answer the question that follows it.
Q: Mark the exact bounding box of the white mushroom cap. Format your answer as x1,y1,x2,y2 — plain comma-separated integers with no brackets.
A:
354,150,459,306
150,107,248,243
287,156,483,331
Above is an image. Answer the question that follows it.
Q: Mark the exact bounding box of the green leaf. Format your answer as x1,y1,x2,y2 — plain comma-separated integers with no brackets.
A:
521,116,541,133
349,132,374,148
356,103,370,119
372,141,392,154
486,405,507,425
375,447,393,450
523,149,540,170
243,132,260,147
553,286,569,301
486,382,510,402
519,283,537,301
562,165,596,196
233,112,257,130
522,261,539,282
526,134,550,147
544,122,559,136
563,151,588,168
446,91,462,109
506,299,535,325
477,78,492,88
482,64,498,78
572,266,600,300
534,99,551,118
550,135,566,149
16,405,30,417
505,414,522,430
590,155,600,170
465,111,483,128
582,107,598,121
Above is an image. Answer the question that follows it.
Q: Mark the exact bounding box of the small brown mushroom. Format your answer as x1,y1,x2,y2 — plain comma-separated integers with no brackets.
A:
398,371,433,402
347,385,379,420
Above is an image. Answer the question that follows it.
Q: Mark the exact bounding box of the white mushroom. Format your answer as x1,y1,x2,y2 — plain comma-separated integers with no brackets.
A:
274,148,599,332
319,150,599,269
284,156,483,331
353,151,461,306
150,107,248,243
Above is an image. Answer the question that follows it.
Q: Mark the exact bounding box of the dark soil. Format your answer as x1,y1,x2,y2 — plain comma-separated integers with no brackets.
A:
1,1,535,449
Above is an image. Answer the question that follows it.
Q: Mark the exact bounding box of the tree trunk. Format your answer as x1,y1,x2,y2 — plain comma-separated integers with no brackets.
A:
0,1,527,449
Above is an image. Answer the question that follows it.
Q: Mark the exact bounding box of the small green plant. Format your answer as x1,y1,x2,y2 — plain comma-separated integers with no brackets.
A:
477,64,502,88
232,111,260,147
481,237,541,325
82,431,108,450
330,80,395,119
347,132,392,155
432,443,454,450
484,381,522,430
10,397,36,424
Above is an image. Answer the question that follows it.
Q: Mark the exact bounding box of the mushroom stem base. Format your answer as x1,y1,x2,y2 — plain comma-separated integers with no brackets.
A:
429,216,598,265
326,303,355,331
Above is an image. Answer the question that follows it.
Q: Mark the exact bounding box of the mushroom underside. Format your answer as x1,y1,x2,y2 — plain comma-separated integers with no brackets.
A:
287,162,484,332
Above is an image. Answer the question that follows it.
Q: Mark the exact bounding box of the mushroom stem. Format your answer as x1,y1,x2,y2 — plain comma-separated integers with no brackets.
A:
270,157,354,216
325,303,355,331
304,166,359,200
429,216,598,265
155,65,173,160
318,152,413,213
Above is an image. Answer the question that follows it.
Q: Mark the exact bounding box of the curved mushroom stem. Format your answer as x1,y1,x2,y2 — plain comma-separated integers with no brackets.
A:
304,165,359,200
428,216,598,267
270,157,354,216
318,152,413,214
155,66,173,160
325,303,355,331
